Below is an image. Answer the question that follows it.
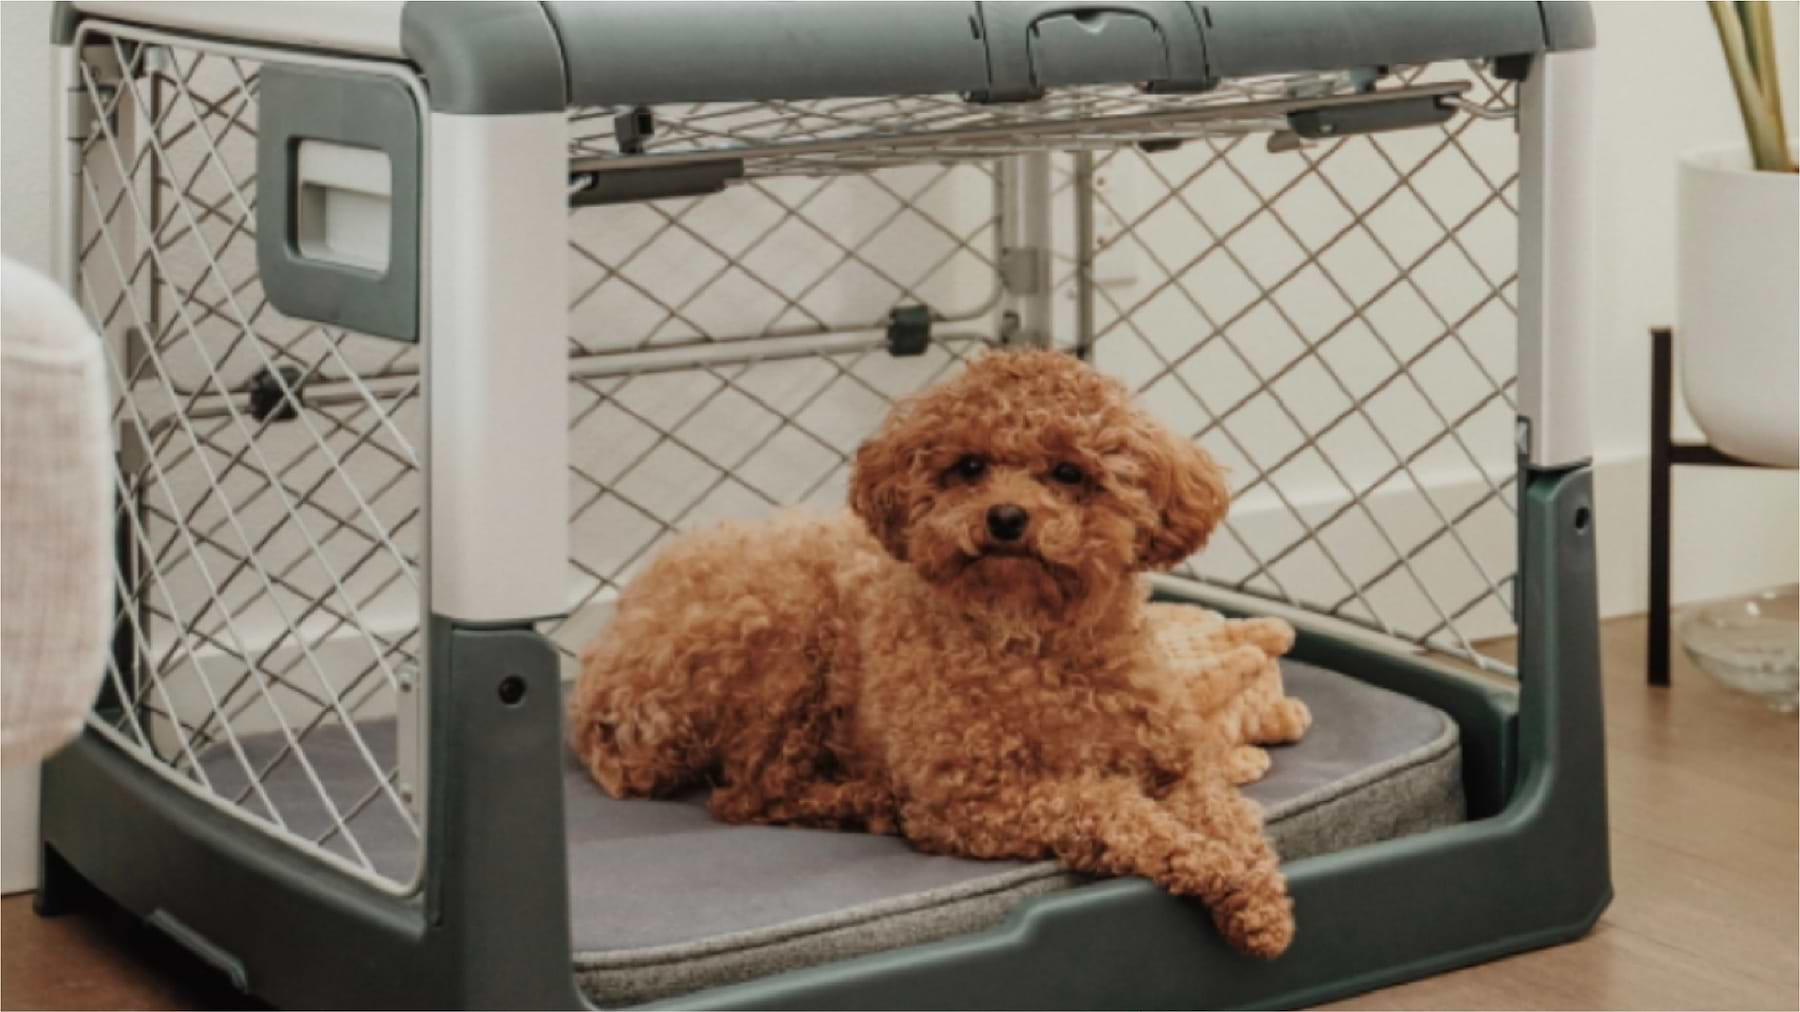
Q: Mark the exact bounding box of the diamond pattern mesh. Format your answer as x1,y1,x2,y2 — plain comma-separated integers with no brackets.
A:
73,36,423,886
1076,64,1520,667
568,164,1003,352
547,336,992,659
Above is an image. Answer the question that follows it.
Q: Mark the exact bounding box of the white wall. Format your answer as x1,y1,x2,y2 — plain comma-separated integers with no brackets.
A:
2,2,53,270
1584,1,1799,618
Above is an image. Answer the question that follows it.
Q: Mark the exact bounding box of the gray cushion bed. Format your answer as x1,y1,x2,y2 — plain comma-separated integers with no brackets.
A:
199,659,1463,1007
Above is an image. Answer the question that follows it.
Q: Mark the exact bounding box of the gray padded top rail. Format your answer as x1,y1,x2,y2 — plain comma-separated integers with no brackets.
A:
54,3,1592,113
545,2,1592,110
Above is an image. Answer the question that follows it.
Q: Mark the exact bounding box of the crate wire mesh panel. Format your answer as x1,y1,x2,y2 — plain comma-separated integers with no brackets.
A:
72,19,1521,893
72,32,426,888
548,61,1522,675
553,155,1004,653
1082,62,1522,670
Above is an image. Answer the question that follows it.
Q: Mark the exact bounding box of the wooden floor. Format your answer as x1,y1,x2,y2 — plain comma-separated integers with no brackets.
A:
3,615,1795,1011
1323,616,1799,1012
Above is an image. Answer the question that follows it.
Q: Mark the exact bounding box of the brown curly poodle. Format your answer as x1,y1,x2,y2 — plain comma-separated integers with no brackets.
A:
569,348,1301,957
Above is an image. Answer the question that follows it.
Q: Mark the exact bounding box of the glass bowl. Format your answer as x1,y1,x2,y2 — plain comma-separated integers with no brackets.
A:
1676,584,1799,712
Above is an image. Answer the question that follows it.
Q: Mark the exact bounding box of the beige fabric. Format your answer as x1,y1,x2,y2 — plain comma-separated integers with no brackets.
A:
1,259,112,767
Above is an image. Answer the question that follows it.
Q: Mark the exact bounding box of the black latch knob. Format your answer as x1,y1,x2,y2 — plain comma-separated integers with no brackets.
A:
886,305,932,357
248,366,305,423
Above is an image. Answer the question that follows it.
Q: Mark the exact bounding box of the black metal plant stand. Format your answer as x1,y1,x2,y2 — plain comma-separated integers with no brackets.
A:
1647,326,1794,686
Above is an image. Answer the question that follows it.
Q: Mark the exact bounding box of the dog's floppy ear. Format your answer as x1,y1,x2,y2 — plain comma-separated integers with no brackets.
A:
849,415,915,561
1126,410,1229,570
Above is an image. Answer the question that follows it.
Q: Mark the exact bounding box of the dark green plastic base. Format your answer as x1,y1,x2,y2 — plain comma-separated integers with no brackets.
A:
39,617,588,1010
39,468,1608,1009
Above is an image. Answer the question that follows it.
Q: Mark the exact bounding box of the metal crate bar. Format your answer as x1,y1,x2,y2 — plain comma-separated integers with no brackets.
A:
569,77,1476,179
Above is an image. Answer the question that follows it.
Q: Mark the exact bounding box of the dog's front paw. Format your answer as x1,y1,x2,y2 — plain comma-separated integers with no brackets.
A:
1212,873,1295,959
1164,851,1294,958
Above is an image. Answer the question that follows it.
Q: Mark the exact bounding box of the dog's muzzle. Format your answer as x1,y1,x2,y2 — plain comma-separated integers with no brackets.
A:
986,504,1028,542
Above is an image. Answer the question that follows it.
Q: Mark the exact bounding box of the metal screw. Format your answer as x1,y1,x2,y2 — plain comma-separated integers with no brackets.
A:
497,675,527,706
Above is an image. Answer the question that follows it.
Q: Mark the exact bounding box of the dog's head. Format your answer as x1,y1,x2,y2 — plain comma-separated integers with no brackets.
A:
850,349,1228,629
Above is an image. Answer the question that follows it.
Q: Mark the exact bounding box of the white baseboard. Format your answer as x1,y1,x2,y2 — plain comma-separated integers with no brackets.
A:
1219,451,1796,631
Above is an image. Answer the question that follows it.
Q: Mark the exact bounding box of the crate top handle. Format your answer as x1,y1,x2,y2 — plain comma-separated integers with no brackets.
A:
56,1,1593,114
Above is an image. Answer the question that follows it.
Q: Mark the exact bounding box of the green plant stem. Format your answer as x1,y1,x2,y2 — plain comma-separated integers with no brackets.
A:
1735,3,1763,85
1709,1,1796,172
1744,1,1792,165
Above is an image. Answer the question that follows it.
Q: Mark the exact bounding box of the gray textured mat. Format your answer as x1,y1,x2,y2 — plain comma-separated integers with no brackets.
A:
567,660,1463,1004
197,659,1463,1007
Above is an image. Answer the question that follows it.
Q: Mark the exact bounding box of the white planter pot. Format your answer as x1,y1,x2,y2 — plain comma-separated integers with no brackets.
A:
1676,145,1799,467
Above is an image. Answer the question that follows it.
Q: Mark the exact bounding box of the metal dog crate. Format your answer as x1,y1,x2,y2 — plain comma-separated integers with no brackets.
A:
39,3,1608,1008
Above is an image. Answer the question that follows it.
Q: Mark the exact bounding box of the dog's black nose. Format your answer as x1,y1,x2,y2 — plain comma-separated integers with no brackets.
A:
987,504,1028,541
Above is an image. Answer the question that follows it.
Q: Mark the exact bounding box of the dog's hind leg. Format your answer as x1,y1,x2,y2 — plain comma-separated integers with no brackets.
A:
705,674,898,833
567,597,746,799
568,652,716,799
710,775,898,833
569,517,848,798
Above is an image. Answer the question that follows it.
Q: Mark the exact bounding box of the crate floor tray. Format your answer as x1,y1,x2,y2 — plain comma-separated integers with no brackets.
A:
195,657,1462,1005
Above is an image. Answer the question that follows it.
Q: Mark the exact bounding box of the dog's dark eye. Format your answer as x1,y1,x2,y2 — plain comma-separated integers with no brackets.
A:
1051,462,1085,486
949,455,987,481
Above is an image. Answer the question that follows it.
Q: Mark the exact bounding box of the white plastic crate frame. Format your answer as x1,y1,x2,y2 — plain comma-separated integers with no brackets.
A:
65,15,1540,896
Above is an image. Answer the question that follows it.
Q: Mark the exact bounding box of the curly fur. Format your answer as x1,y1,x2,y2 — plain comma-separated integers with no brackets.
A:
569,349,1305,957
1147,604,1312,785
